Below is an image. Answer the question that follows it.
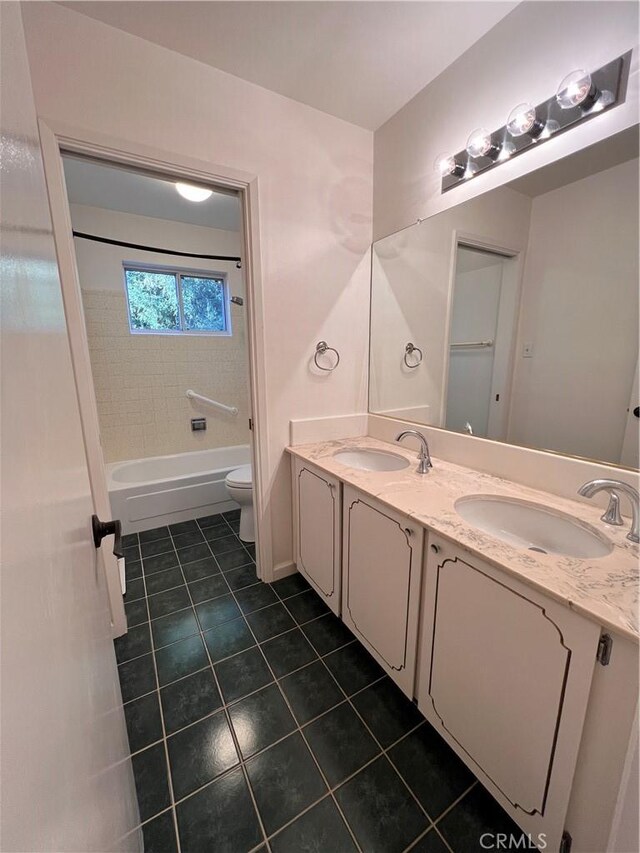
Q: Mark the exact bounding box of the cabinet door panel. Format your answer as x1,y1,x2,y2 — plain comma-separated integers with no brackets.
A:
293,460,341,614
430,556,568,813
418,536,599,851
343,486,423,696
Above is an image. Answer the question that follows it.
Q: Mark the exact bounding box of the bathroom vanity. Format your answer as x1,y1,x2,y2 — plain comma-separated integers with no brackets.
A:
288,437,639,853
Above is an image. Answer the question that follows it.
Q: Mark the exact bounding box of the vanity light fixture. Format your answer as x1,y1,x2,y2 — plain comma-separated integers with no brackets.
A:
175,182,213,202
466,128,501,161
439,52,628,193
555,69,613,112
506,103,545,139
434,153,466,178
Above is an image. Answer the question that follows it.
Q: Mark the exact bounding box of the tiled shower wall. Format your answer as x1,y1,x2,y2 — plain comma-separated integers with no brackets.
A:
73,204,250,463
83,292,250,462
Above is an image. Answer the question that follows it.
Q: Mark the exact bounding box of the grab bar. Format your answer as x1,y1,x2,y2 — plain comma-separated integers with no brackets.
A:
186,389,238,416
450,340,494,349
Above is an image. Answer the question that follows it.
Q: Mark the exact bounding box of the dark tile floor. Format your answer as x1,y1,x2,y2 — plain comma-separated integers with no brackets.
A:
117,512,524,853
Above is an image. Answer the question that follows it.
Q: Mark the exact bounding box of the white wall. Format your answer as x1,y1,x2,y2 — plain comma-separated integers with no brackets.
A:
508,158,639,465
70,203,249,462
22,2,373,572
374,1,639,240
370,186,531,425
368,0,639,504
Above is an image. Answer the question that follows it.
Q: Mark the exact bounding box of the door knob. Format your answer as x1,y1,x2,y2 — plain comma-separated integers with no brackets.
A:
92,515,123,559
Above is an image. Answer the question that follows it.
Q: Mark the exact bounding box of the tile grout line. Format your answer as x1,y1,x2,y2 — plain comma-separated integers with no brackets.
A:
120,625,358,709
170,517,433,849
275,592,441,838
136,531,183,853
210,560,366,853
119,588,344,668
125,517,463,852
166,520,274,853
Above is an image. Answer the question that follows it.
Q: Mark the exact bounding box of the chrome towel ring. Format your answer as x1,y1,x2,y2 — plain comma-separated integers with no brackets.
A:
314,341,340,371
404,342,423,368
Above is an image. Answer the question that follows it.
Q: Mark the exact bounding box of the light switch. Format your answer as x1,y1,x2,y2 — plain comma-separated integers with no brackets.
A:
522,343,534,358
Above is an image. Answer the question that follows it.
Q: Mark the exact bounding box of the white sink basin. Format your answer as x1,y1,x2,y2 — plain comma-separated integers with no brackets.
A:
333,447,410,472
455,495,612,558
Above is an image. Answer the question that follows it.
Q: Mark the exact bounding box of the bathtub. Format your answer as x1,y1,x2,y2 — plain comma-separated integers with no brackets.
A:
107,445,251,534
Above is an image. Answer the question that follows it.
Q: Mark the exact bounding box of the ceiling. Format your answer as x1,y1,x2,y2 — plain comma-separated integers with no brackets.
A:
63,156,241,230
59,1,519,130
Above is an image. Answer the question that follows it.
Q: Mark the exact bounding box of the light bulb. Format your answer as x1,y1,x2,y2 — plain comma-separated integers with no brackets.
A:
555,69,600,110
506,103,545,139
175,182,213,202
466,128,500,160
434,153,465,178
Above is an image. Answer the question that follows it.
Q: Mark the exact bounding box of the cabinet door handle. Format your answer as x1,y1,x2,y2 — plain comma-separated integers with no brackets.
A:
404,527,413,537
430,543,440,554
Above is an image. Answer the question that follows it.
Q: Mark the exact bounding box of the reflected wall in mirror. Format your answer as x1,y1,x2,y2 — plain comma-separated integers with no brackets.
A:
370,127,639,469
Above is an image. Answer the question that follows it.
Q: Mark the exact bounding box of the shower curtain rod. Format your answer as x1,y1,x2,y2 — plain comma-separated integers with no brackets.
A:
72,231,242,268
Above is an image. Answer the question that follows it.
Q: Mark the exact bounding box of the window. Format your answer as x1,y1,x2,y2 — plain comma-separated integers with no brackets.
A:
123,265,230,335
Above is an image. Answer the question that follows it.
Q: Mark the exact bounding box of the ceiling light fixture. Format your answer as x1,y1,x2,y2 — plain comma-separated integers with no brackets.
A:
175,182,213,202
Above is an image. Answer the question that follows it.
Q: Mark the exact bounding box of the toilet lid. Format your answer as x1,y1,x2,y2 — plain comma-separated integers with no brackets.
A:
227,464,252,488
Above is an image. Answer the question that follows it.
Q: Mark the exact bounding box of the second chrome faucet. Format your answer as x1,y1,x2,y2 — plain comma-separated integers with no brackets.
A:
396,430,432,474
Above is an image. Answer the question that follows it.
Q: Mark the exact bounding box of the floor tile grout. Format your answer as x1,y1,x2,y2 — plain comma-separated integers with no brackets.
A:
118,592,341,669
224,568,365,853
122,516,484,853
137,530,183,853
166,521,274,853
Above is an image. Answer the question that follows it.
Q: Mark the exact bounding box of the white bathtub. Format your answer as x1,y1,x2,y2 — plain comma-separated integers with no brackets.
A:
107,445,250,534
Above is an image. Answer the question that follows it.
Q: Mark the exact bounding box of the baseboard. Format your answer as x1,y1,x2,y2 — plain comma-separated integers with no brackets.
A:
272,560,297,582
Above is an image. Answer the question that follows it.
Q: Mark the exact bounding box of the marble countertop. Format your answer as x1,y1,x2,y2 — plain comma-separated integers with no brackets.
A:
287,436,639,641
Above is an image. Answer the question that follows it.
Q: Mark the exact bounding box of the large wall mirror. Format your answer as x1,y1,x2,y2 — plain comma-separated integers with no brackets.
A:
369,127,639,470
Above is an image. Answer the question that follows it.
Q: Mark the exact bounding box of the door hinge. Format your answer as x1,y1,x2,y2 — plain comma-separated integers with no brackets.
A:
249,418,253,431
559,830,572,853
596,633,613,666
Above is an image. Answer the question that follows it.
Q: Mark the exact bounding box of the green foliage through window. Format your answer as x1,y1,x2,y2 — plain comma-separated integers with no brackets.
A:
124,267,228,334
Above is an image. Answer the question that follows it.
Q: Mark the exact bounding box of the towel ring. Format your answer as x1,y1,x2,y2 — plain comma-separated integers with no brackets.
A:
404,342,423,369
314,341,340,372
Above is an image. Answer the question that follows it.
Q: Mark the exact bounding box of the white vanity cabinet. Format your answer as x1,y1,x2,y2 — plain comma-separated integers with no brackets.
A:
342,485,424,697
292,458,342,615
417,534,602,852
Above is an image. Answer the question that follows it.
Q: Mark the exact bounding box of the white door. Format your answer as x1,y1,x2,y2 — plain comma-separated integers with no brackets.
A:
0,6,139,851
620,360,639,468
293,459,341,614
342,486,424,697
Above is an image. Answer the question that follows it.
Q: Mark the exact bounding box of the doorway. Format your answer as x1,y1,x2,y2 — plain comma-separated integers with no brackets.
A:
444,244,518,440
40,123,271,637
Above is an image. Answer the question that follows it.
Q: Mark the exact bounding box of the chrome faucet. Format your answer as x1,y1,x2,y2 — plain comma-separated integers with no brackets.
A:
578,479,639,543
396,430,433,474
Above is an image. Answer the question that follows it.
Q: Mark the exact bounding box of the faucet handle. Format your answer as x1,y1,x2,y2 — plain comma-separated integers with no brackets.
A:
601,492,623,527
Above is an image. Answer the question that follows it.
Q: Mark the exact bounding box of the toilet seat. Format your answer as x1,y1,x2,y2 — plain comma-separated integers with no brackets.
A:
226,464,252,489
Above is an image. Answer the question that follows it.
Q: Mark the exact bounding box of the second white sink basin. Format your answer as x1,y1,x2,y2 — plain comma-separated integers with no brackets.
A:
455,495,612,558
333,447,410,472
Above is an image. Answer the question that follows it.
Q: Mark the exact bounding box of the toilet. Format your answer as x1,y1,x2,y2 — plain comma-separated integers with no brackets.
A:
224,464,254,542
